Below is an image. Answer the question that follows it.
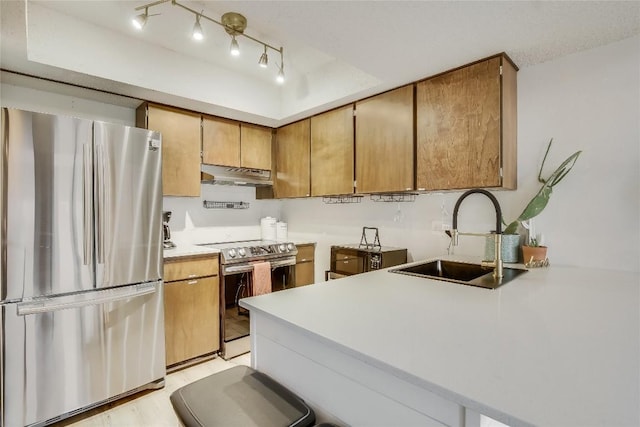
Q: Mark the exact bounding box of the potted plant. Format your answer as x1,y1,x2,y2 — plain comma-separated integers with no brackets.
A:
521,235,548,263
503,138,581,263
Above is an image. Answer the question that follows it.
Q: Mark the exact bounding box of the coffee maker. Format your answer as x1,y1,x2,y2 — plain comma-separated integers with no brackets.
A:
163,211,176,249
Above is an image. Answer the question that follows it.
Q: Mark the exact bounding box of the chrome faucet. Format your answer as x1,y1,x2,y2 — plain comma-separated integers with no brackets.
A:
451,189,504,280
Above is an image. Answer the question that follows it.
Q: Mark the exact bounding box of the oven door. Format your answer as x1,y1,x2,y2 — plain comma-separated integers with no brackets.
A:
330,247,365,276
220,257,296,359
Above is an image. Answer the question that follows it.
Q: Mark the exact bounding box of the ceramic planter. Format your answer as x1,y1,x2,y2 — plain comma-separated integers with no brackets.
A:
484,234,520,263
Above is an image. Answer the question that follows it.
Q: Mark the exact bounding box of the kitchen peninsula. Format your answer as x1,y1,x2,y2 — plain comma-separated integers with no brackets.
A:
240,258,639,426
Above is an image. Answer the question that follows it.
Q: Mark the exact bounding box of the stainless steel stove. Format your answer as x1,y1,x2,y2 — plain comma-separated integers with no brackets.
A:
197,240,298,359
200,240,297,266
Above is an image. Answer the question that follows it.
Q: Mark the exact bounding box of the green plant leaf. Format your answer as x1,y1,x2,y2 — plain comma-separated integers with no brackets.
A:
516,185,552,222
504,139,581,234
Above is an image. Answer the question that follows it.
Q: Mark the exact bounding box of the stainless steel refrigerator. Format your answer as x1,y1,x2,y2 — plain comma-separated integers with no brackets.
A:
0,108,165,427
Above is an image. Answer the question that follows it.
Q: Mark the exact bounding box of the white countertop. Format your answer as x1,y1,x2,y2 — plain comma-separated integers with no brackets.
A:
241,257,640,426
163,244,219,259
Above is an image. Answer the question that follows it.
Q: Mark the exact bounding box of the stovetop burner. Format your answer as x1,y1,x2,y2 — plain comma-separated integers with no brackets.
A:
197,240,297,264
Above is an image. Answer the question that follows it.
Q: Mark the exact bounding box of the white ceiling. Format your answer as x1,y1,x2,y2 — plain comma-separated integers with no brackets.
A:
1,0,639,126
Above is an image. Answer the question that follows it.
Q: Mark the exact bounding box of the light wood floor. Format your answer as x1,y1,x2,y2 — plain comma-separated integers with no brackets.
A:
53,353,252,427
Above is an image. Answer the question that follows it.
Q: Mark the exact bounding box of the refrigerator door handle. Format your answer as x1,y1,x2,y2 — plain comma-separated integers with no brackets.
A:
83,144,93,265
96,144,106,264
16,281,160,316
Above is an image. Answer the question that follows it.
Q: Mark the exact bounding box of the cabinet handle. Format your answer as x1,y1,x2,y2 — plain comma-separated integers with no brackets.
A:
300,258,307,262
188,274,197,278
188,280,198,285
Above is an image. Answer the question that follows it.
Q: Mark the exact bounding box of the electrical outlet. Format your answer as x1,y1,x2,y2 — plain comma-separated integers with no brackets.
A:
431,221,451,235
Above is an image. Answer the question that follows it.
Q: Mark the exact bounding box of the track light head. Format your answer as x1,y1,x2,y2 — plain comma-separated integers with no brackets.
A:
192,14,204,40
230,36,240,56
132,8,148,30
258,47,268,68
276,65,285,84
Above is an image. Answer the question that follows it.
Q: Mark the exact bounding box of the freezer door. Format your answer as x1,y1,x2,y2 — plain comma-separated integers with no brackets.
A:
0,282,166,427
93,122,162,288
1,108,94,300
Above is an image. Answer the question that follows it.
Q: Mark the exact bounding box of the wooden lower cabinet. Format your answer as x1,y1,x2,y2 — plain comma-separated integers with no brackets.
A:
295,243,316,286
164,255,220,367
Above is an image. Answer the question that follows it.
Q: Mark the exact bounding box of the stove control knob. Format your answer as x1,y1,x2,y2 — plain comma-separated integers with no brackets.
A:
279,244,286,252
287,243,295,251
228,248,237,258
238,248,246,257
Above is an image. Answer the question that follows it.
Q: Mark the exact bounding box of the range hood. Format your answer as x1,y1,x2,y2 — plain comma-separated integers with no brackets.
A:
201,164,273,187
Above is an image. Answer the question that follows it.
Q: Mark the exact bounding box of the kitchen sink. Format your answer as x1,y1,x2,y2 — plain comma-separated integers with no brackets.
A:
390,259,527,289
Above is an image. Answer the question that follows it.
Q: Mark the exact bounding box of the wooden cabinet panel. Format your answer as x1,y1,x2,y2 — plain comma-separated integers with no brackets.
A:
138,103,201,197
295,262,315,287
241,123,272,170
296,244,315,263
275,119,310,198
416,56,516,190
295,243,315,287
164,256,219,282
202,116,240,167
164,276,219,366
355,86,414,193
311,105,354,196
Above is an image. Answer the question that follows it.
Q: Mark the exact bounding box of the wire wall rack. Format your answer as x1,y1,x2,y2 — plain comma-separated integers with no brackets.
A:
370,193,417,203
322,195,364,204
203,200,250,209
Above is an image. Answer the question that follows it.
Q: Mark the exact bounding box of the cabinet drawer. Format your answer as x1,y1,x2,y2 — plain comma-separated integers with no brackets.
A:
296,244,315,263
164,255,219,282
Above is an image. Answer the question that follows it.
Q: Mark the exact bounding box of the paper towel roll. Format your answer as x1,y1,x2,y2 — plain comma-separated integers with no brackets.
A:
276,222,288,241
261,217,277,240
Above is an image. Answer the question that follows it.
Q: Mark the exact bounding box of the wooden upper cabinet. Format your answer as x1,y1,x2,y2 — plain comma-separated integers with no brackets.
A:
202,116,240,167
355,85,414,194
136,103,201,197
240,123,272,170
310,105,354,196
202,119,272,171
416,55,517,191
275,119,310,198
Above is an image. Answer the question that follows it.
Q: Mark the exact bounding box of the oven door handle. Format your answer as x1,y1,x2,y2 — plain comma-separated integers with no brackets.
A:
222,257,296,275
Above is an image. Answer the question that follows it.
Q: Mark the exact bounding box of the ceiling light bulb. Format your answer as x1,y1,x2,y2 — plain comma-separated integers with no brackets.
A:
192,15,204,41
276,66,285,84
258,49,268,68
230,36,240,56
132,9,148,30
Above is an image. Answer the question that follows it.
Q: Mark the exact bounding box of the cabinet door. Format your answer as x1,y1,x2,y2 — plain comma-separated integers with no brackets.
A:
275,119,310,198
164,275,220,366
416,57,505,190
295,262,315,287
355,85,414,193
241,123,272,170
202,116,240,167
311,105,354,196
141,104,201,197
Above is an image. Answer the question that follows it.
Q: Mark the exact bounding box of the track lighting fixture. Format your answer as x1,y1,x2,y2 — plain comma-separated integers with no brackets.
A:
192,14,204,41
258,46,268,68
230,35,240,56
276,65,285,84
132,0,286,84
276,49,285,83
132,7,148,30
